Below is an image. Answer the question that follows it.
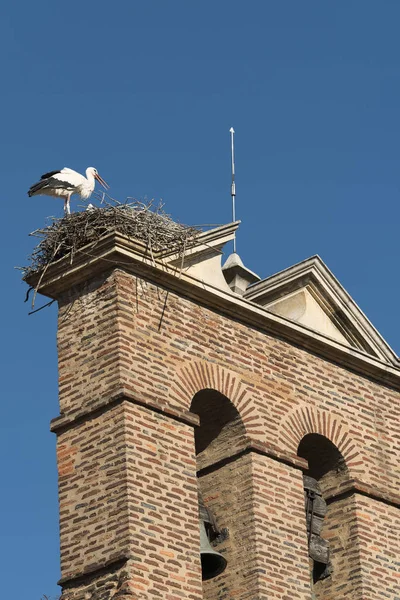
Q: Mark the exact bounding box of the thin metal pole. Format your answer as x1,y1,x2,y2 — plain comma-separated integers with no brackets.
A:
230,127,236,253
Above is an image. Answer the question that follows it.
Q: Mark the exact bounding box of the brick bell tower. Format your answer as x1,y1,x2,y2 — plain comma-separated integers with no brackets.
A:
26,216,400,600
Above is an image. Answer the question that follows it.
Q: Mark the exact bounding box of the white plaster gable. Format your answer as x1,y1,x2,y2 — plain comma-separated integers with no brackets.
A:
265,288,350,345
244,256,399,366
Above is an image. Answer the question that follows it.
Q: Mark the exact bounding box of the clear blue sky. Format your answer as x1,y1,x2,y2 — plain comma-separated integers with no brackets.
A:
1,2,399,597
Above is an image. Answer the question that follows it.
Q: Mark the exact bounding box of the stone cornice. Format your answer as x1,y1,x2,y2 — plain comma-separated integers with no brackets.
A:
26,232,400,391
162,221,239,263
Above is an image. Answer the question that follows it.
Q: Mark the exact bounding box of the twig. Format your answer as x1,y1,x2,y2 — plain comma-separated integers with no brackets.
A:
158,291,169,332
28,299,56,315
24,286,34,303
31,242,62,309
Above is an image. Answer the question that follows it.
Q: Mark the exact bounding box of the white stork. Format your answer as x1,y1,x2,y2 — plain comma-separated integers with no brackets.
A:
28,167,109,214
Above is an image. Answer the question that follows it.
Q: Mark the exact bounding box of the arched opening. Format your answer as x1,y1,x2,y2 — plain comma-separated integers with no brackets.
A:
298,433,348,496
298,434,352,599
191,389,247,469
190,389,254,598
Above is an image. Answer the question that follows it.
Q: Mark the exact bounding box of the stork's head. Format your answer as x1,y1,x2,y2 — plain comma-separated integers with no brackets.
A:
87,167,109,190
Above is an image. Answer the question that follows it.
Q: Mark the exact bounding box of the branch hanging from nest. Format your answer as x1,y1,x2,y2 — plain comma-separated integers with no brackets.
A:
21,197,201,282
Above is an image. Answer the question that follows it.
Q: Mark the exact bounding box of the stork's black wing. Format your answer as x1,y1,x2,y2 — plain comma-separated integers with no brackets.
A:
28,170,73,197
41,170,61,180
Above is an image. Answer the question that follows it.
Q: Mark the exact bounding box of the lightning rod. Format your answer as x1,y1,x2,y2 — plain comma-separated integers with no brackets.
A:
230,127,237,253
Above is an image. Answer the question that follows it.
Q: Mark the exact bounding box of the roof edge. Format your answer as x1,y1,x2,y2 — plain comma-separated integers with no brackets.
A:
25,234,400,389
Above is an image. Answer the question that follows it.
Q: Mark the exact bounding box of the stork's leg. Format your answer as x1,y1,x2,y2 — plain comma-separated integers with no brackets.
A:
64,196,71,215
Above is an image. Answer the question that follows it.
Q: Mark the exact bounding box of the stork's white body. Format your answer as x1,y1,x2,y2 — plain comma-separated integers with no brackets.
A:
37,168,95,200
28,167,109,214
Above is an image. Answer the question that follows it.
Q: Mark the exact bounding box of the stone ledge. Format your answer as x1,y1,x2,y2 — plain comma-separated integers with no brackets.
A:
197,448,400,508
325,478,400,509
58,554,129,587
50,389,200,433
196,444,309,477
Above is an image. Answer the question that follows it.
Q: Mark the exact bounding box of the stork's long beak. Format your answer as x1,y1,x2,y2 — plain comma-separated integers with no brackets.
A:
95,172,110,190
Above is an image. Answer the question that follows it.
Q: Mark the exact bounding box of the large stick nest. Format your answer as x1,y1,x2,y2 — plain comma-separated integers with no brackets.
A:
22,198,201,280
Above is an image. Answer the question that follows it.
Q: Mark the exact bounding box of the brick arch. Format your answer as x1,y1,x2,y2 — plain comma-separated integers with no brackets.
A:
280,405,362,475
169,360,261,438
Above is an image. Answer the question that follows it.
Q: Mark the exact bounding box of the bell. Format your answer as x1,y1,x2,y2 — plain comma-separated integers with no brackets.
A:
200,519,227,581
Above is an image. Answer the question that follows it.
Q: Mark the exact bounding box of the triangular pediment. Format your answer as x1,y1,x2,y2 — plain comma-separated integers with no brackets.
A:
244,256,398,366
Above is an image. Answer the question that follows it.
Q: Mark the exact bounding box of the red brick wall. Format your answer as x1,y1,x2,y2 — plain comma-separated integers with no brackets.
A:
356,495,400,599
57,400,202,600
54,267,400,599
124,402,202,600
57,270,400,496
251,454,311,599
57,403,129,580
200,454,260,600
314,494,362,599
57,272,122,417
